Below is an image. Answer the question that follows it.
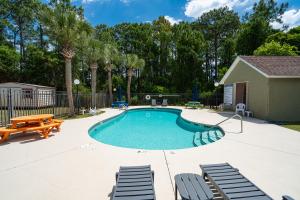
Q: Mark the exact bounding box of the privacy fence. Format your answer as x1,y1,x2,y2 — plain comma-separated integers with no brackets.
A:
0,90,108,127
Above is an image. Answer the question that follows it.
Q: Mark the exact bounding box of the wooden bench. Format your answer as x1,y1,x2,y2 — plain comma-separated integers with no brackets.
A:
53,119,64,131
0,122,62,143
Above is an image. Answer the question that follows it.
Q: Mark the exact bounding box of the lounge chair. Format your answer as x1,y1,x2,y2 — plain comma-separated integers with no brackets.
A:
111,101,129,109
112,165,156,200
162,99,168,106
200,163,294,200
283,196,295,200
151,99,157,106
200,163,272,199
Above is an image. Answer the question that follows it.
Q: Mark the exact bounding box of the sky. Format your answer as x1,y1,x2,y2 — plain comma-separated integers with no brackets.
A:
49,0,300,29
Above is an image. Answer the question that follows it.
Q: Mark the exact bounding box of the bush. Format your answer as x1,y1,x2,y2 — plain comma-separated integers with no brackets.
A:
152,85,169,93
131,95,139,105
200,91,214,99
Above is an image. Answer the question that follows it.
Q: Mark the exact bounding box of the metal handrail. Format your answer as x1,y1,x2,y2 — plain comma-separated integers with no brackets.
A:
215,114,243,133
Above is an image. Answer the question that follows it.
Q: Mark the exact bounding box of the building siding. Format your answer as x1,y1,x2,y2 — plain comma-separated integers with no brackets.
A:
224,61,269,119
268,78,300,121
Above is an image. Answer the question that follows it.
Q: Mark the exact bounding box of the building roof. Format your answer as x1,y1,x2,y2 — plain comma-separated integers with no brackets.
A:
0,82,55,89
240,56,300,77
220,56,300,84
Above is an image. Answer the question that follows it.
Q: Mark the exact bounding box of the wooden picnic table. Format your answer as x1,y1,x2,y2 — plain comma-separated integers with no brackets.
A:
0,114,63,143
10,114,54,128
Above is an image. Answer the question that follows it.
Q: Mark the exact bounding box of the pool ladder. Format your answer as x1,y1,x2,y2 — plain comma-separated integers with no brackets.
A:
214,114,243,133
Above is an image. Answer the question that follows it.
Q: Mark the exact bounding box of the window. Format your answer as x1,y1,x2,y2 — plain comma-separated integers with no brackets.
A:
224,84,233,105
22,88,33,98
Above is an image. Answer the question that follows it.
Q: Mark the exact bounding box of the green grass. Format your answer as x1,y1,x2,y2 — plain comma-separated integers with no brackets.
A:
0,108,105,125
281,123,300,132
60,111,105,120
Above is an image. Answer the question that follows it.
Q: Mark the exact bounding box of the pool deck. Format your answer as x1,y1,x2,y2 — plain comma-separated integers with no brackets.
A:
1,106,300,200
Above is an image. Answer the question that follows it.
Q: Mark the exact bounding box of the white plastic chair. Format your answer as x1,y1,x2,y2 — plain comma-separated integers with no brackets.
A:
162,99,168,106
89,107,97,115
151,99,157,106
235,103,245,116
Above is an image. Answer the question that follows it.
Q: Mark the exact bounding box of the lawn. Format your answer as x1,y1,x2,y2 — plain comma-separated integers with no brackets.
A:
282,123,300,132
1,107,105,126
60,111,105,120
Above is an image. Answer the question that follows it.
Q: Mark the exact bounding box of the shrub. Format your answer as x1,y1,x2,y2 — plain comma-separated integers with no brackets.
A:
152,85,169,93
131,95,139,105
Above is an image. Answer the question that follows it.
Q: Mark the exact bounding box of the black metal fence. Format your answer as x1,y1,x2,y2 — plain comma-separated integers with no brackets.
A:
0,89,223,127
130,93,223,107
0,89,108,127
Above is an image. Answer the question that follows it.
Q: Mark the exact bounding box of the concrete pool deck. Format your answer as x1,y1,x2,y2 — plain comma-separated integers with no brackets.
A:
0,106,300,200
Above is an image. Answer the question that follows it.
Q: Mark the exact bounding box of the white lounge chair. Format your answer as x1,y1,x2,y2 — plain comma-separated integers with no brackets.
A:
235,103,245,116
89,107,97,115
162,99,168,106
151,99,157,106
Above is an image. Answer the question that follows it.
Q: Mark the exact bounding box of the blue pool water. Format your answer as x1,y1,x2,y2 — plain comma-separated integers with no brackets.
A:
89,108,224,150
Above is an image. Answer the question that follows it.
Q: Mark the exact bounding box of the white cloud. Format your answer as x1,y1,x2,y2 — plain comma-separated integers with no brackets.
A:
120,0,133,4
184,0,252,18
271,9,300,30
81,0,134,4
165,16,182,25
81,0,110,4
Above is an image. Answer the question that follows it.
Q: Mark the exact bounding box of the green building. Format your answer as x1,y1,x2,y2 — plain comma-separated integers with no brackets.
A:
220,56,300,122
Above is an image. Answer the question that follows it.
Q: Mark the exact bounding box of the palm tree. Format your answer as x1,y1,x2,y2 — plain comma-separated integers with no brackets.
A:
124,54,145,104
41,2,91,116
85,36,103,107
101,44,119,104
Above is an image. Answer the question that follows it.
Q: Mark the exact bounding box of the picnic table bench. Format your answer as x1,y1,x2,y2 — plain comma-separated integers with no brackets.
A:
0,114,63,143
185,101,202,109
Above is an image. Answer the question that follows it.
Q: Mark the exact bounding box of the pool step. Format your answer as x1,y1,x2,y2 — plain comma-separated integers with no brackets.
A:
193,130,223,146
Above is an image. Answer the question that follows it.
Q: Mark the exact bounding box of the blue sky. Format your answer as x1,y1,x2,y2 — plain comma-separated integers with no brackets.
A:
47,0,300,28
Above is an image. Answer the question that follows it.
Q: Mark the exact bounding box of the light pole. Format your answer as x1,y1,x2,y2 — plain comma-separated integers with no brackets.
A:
214,82,219,109
113,88,117,102
74,79,80,114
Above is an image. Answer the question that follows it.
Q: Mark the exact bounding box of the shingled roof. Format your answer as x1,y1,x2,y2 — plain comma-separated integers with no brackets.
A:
240,56,300,77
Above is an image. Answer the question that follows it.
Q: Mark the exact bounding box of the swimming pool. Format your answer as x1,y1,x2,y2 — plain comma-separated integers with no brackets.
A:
89,108,224,150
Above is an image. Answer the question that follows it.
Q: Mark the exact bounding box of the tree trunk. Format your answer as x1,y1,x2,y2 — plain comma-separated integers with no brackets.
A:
214,34,218,80
127,68,133,104
90,63,98,108
65,57,75,116
108,68,113,104
19,21,24,75
205,52,209,81
39,23,44,48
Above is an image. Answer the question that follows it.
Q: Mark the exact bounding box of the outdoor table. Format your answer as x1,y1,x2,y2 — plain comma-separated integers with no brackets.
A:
10,114,54,129
175,173,213,200
0,114,62,143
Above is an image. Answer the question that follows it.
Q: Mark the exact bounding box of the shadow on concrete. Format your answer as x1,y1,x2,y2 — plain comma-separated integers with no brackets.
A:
108,186,114,200
0,131,56,145
215,112,268,125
